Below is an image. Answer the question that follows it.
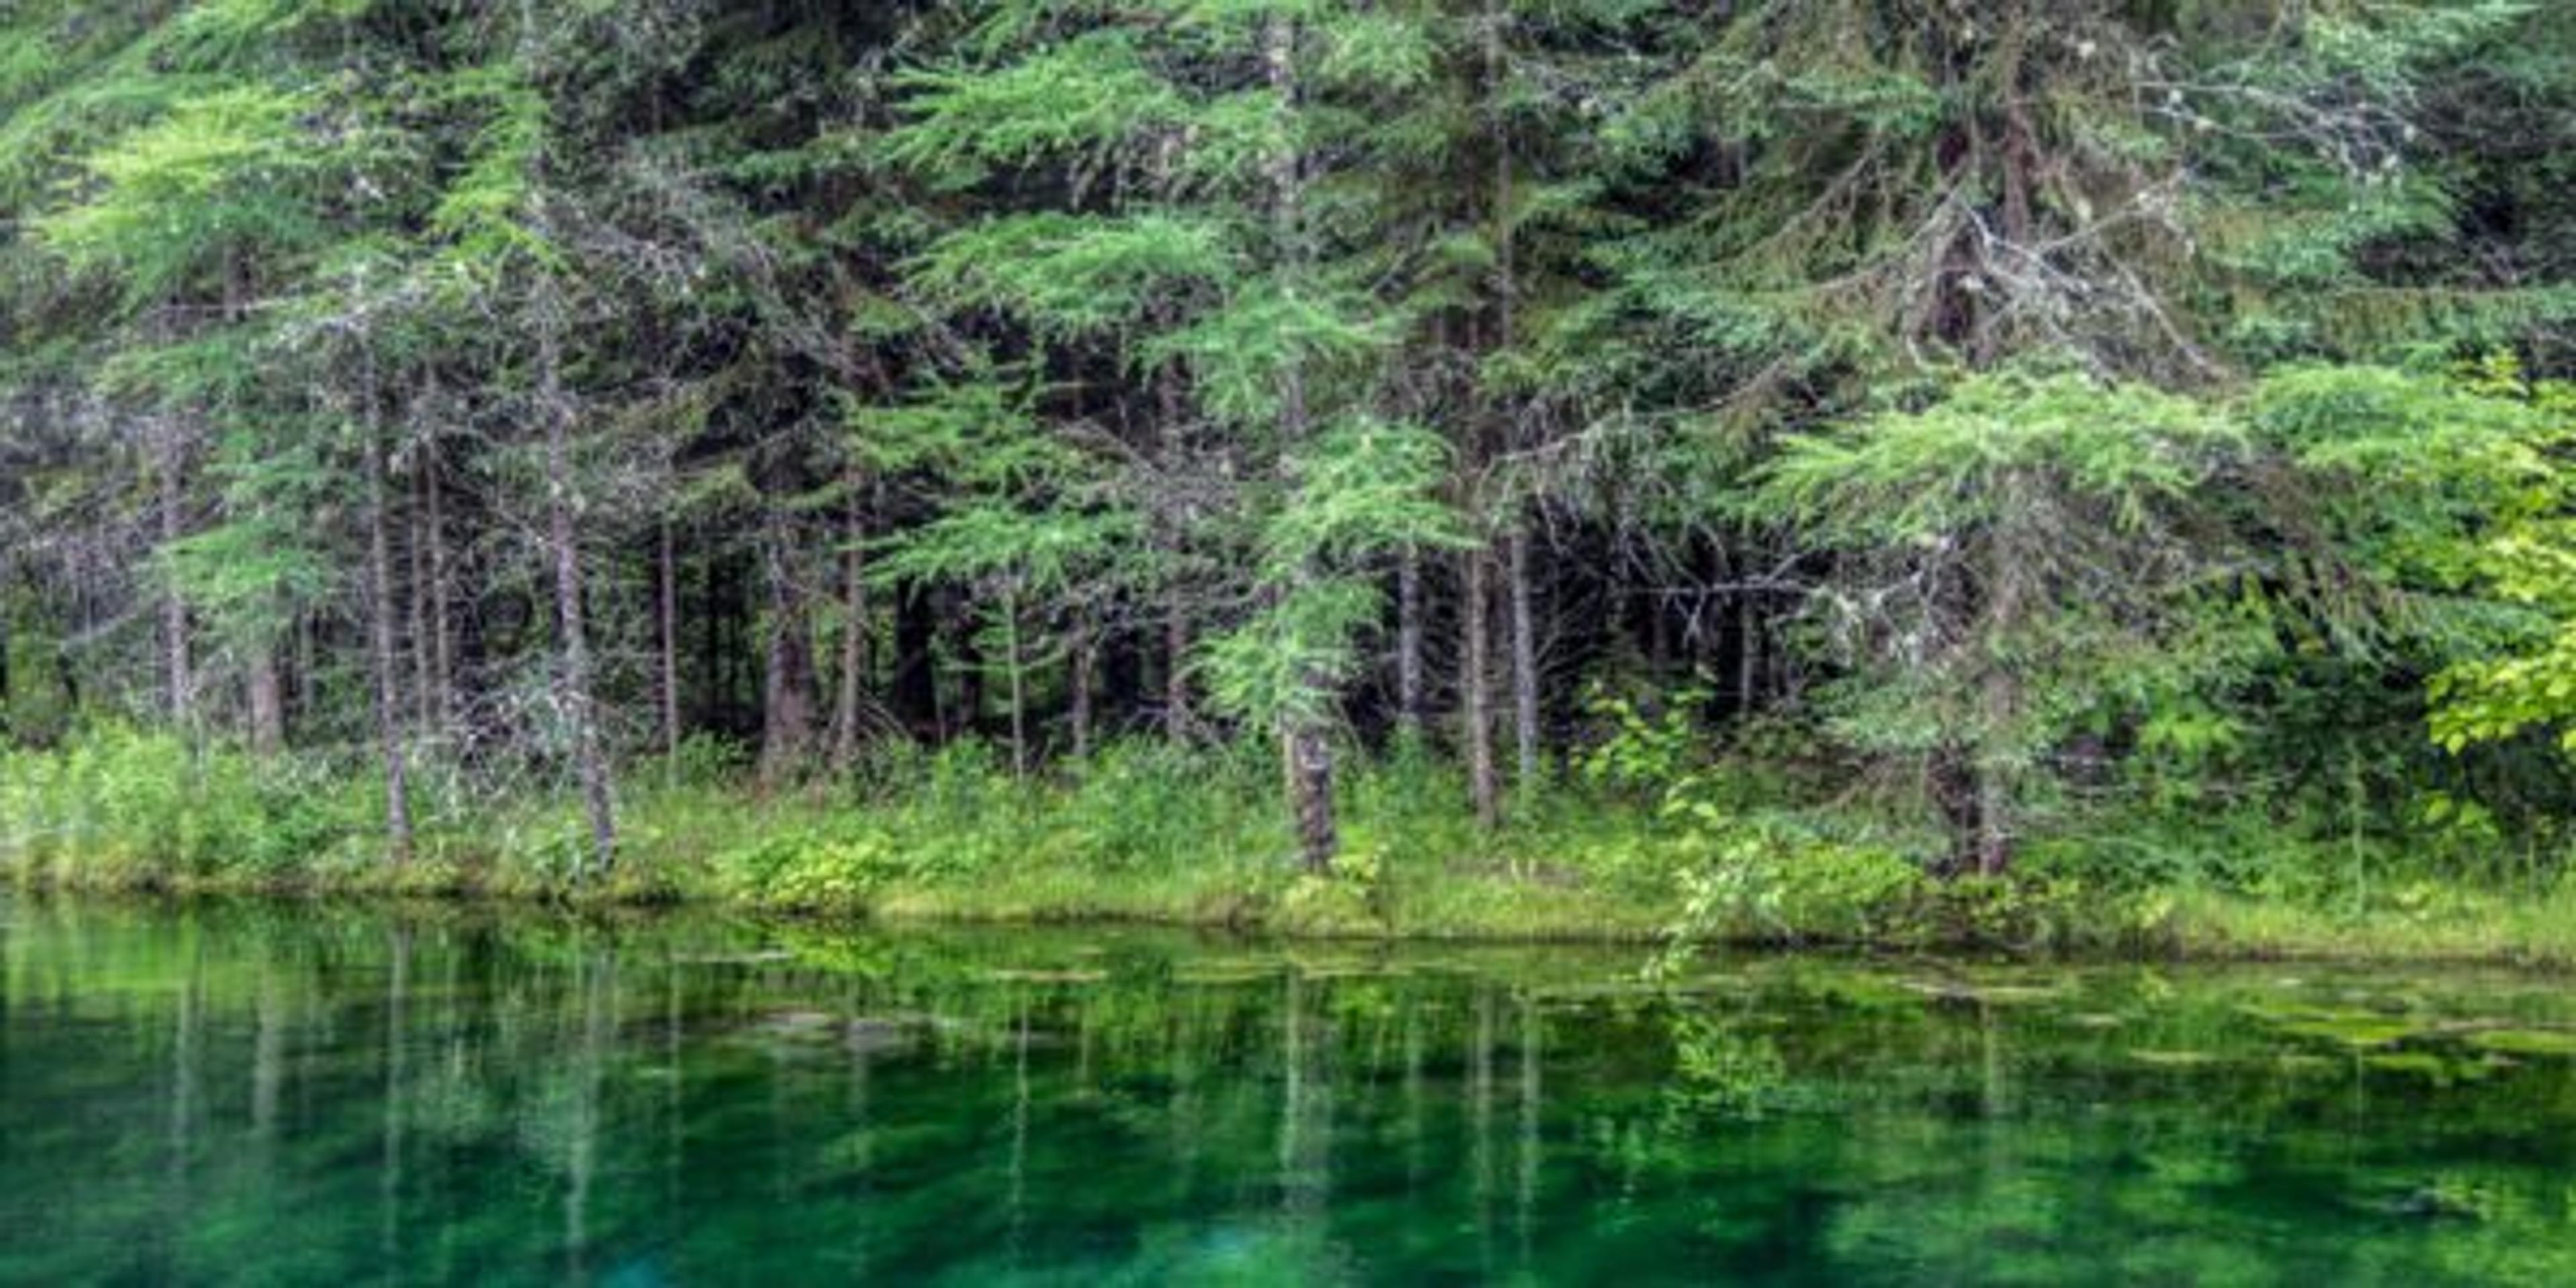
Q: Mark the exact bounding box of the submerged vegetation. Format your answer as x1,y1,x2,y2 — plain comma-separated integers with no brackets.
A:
19,902,2576,1281
5,2,2576,961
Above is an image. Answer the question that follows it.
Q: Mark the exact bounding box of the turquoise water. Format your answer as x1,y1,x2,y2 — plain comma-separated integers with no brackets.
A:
5,899,2576,1284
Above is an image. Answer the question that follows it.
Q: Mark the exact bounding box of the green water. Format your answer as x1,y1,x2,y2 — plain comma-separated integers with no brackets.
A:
6,901,2576,1285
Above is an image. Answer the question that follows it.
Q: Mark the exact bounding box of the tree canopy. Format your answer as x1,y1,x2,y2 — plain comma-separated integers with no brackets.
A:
4,0,2573,884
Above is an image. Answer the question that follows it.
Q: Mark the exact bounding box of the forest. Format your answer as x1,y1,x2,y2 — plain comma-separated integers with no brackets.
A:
5,0,2576,953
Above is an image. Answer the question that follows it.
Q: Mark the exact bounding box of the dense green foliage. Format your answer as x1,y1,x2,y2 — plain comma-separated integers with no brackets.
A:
6,1,2576,945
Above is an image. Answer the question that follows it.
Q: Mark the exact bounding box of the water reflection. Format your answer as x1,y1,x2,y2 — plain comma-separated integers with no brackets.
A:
4,899,2576,1284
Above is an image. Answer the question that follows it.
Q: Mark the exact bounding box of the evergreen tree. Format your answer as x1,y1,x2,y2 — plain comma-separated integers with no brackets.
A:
3,0,2573,892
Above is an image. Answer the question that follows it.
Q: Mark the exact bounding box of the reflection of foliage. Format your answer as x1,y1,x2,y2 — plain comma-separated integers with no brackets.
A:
1662,1012,1798,1120
17,904,2576,1283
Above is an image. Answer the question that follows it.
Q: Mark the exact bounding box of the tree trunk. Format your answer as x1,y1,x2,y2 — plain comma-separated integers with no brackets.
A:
1975,752,2013,876
1928,745,1980,879
830,486,867,773
1969,542,2022,876
1069,607,1095,762
1101,614,1142,733
408,464,435,733
363,356,413,865
700,561,725,730
1507,527,1540,800
538,305,615,875
158,421,191,727
757,516,815,790
1736,590,1762,714
246,647,284,757
1488,1,1536,809
423,433,455,737
893,585,938,737
1395,551,1424,741
1462,545,1498,829
219,257,254,747
657,521,682,767
1287,724,1337,875
693,551,716,731
1163,596,1191,744
294,609,315,726
1695,540,1726,682
1158,359,1193,745
947,587,982,743
519,29,615,872
1002,585,1027,780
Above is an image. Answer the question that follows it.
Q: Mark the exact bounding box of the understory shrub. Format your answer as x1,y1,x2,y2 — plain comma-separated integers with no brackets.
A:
0,723,370,885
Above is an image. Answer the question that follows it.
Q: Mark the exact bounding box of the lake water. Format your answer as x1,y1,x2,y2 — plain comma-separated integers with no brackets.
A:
5,898,2576,1284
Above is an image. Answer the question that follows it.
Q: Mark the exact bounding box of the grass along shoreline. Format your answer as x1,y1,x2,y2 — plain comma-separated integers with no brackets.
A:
13,727,2576,967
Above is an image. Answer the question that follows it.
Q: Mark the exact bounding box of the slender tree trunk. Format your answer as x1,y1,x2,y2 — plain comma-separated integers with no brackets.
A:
1772,606,1798,702
244,362,283,758
0,587,11,736
657,521,682,768
1462,546,1498,829
893,585,938,737
294,610,315,725
363,354,413,865
1069,607,1095,762
423,431,455,737
1395,551,1424,741
697,552,723,733
1163,597,1191,744
1101,616,1142,731
54,635,79,716
1006,608,1028,776
947,587,982,743
408,464,435,733
830,485,867,773
246,647,284,757
221,256,266,751
1697,541,1727,682
521,10,613,873
1929,744,1980,879
1736,590,1762,713
158,420,191,727
1002,584,1028,780
1970,540,2022,877
1488,1,1540,808
1158,359,1193,745
1507,529,1540,799
538,303,615,875
1975,726,2012,876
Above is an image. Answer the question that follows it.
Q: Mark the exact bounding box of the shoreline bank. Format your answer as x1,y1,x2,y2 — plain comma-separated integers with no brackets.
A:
14,865,2576,972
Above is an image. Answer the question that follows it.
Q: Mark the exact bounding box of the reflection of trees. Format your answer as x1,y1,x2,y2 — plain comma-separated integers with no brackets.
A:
9,905,2576,1282
1517,996,1541,1275
380,923,409,1267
